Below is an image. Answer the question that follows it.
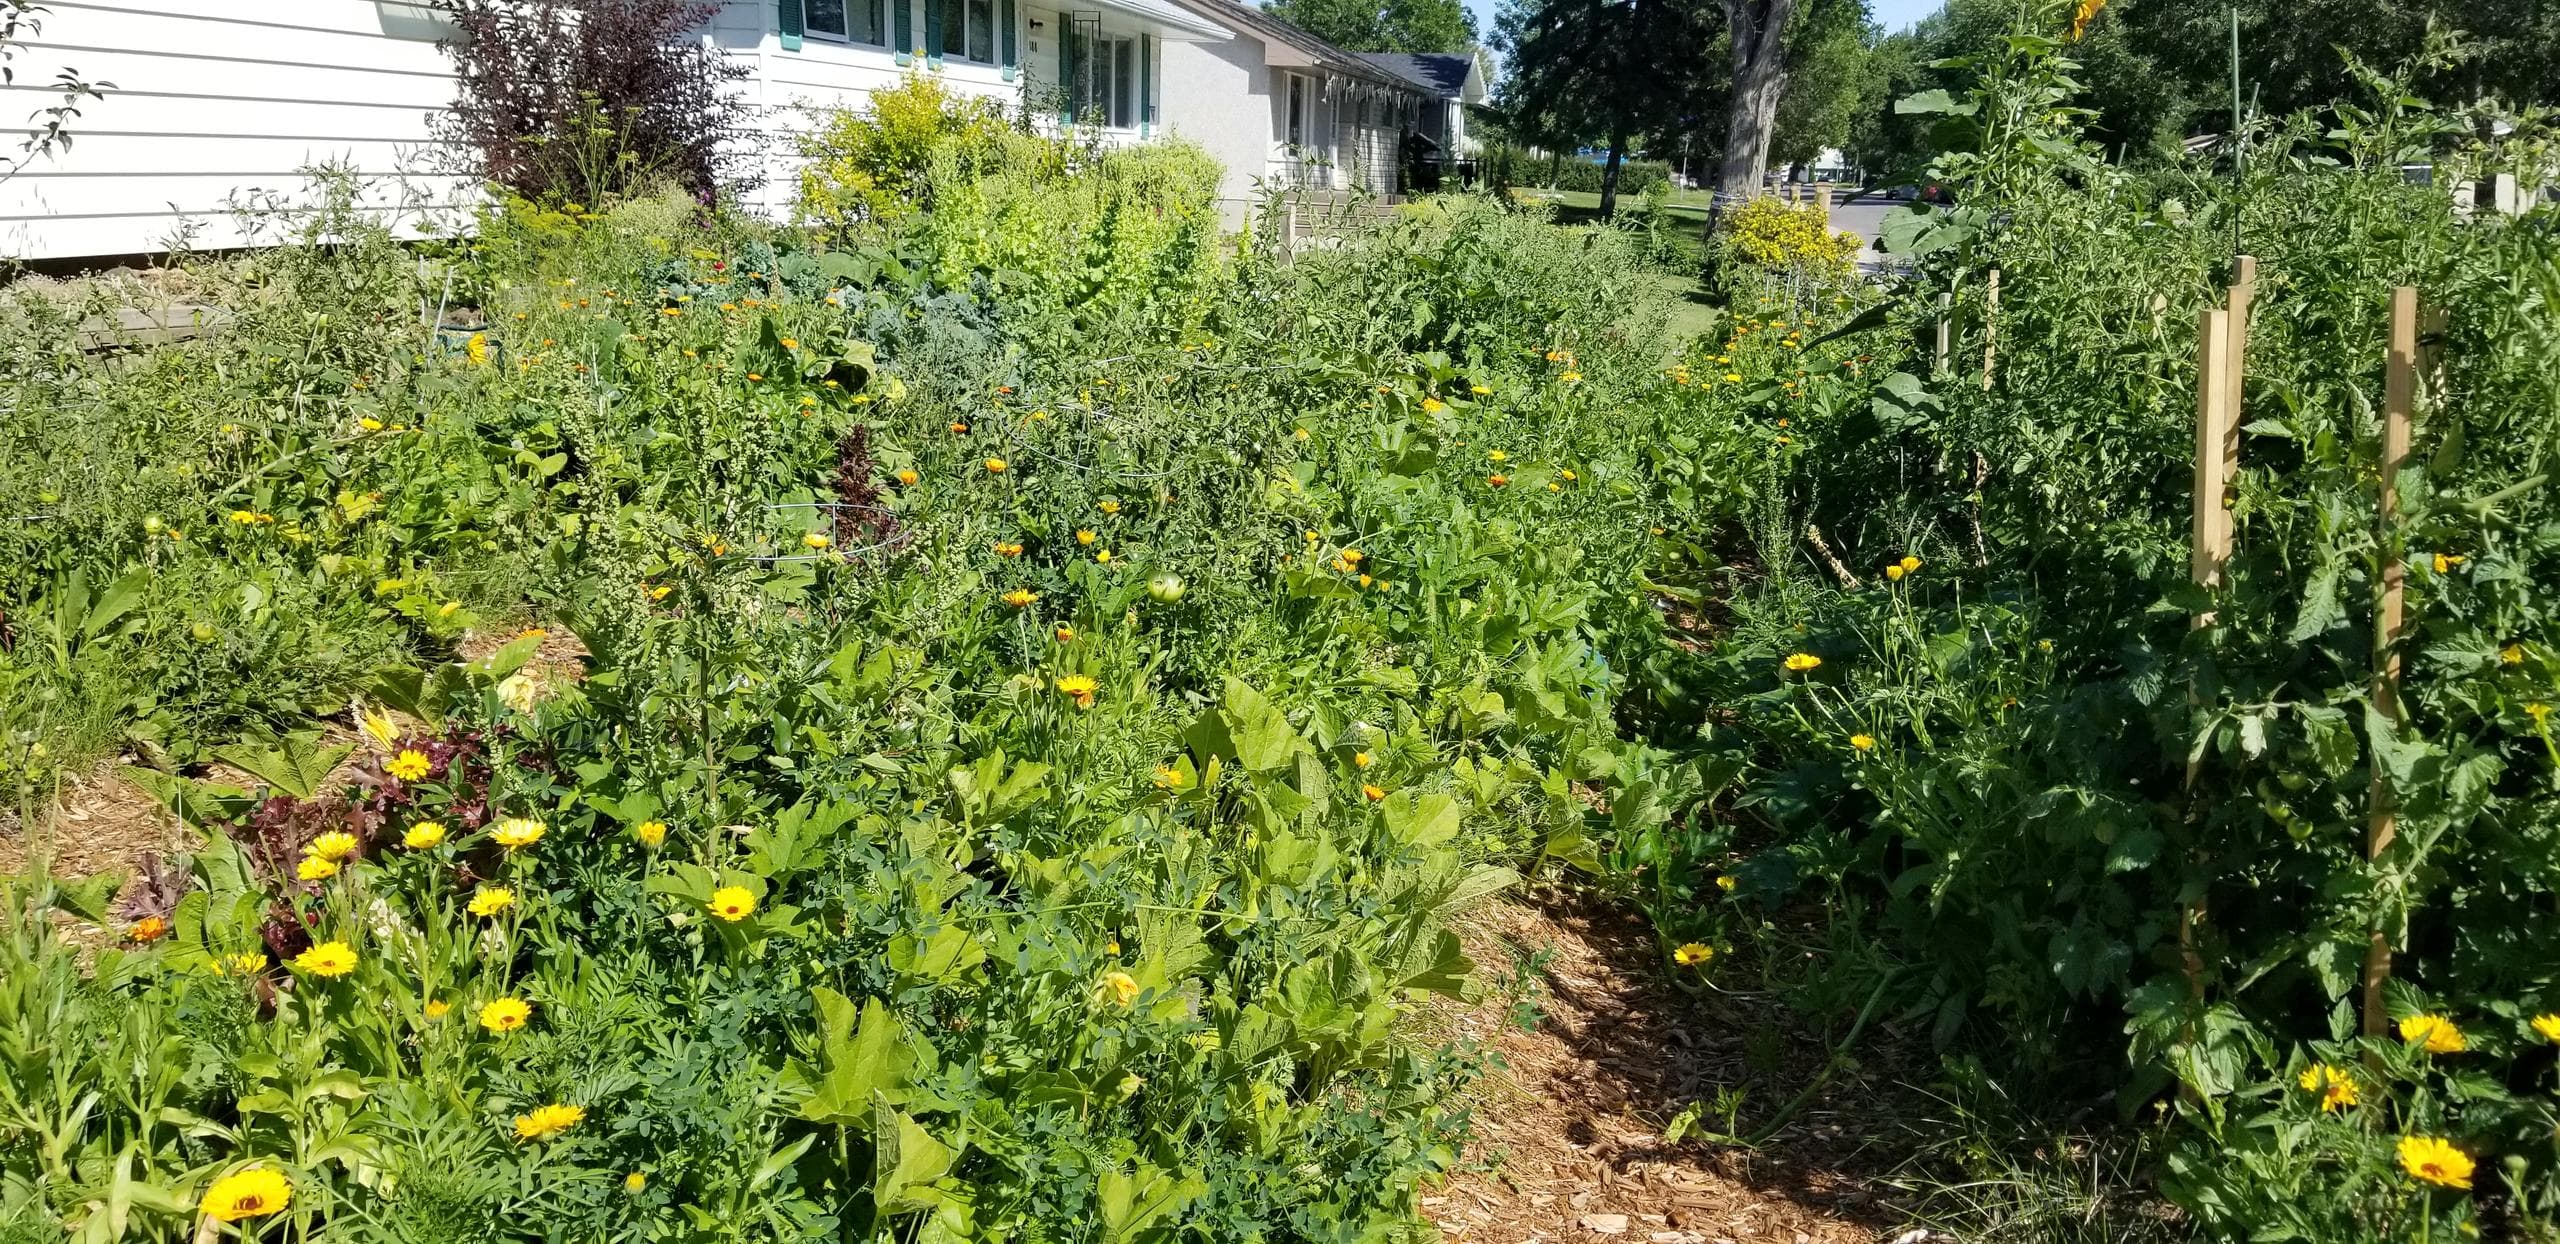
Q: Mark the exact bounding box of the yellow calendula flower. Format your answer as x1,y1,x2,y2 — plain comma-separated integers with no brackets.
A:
995,541,1024,557
1094,549,1111,564
2532,1014,2560,1044
634,820,668,849
404,821,447,850
2504,644,2527,665
983,457,1008,473
292,941,358,978
1672,943,1714,966
1361,783,1386,802
1056,674,1099,709
1099,500,1121,514
1850,734,1876,751
803,532,831,550
297,855,339,882
201,1164,292,1222
2397,1135,2474,1189
424,998,450,1019
309,831,359,862
1715,875,1738,892
465,332,490,366
1076,529,1097,545
1100,970,1141,1006
467,887,516,918
1886,564,1906,581
1471,384,1492,396
1353,751,1373,768
2296,1063,2359,1113
1421,397,1445,413
2399,1012,2467,1054
479,997,532,1034
1054,625,1076,642
1783,652,1822,672
709,886,757,922
1153,765,1181,789
1900,556,1922,573
222,952,269,976
1002,588,1039,608
625,1171,648,1193
386,749,432,781
895,469,919,486
491,817,546,850
513,1103,586,1141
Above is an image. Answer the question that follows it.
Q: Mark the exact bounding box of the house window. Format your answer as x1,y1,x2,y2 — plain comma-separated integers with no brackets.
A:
940,0,995,61
805,0,886,45
1068,27,1138,127
1285,73,1308,148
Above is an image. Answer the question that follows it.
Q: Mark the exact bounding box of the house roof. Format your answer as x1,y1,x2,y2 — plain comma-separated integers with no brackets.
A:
1090,0,1235,41
1166,0,1425,93
1354,52,1478,101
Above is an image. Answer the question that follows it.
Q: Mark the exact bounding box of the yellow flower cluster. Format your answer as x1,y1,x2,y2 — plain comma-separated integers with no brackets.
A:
1726,196,1859,277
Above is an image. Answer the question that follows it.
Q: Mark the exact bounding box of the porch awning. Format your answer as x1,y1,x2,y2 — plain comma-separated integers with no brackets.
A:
1080,0,1233,40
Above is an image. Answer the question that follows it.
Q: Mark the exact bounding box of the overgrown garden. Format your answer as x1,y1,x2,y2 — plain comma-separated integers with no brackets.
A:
0,12,2556,1244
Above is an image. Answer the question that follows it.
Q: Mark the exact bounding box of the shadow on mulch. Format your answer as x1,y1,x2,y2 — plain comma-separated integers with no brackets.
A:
1423,886,1926,1244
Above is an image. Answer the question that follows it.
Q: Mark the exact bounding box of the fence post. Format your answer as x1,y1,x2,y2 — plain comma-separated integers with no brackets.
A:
1980,268,2002,390
2491,173,2519,217
1815,182,1832,221
2360,286,2419,1042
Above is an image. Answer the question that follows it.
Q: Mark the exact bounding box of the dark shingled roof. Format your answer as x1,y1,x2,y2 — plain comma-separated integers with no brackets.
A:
1354,52,1472,99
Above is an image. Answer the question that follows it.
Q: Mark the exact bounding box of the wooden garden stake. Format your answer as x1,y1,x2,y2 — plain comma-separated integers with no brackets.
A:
1980,268,2001,390
1933,293,1952,376
2359,286,2419,1042
2219,257,2256,558
2190,308,2235,601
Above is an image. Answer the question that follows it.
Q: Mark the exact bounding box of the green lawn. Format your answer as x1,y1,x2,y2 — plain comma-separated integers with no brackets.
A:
1518,189,1721,346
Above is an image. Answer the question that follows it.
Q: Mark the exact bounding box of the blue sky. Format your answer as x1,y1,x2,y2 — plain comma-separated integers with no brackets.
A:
1461,0,1945,49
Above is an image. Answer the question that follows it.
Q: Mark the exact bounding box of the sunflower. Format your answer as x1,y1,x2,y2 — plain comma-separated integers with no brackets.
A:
467,887,516,918
479,997,532,1034
201,1165,292,1222
2396,1135,2474,1189
386,749,432,781
513,1102,586,1141
292,941,358,978
403,821,448,849
490,817,547,851
709,886,758,922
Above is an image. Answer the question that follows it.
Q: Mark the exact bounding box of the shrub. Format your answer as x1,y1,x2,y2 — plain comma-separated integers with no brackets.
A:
793,72,1015,240
1550,157,1671,196
439,0,750,204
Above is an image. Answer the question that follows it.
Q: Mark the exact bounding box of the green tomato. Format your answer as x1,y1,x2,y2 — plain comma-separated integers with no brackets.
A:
1147,573,1186,604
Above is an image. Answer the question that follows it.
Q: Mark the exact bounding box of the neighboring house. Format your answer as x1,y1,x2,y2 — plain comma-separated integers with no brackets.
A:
1353,51,1480,158
1154,0,1430,219
0,0,1228,262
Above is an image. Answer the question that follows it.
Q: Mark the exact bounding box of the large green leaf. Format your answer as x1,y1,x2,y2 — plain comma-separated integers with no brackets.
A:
791,990,933,1124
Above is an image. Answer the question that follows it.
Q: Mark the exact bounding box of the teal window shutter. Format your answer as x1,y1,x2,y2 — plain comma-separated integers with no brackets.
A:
924,0,943,66
779,0,804,50
1000,0,1016,80
1139,34,1152,135
895,0,914,63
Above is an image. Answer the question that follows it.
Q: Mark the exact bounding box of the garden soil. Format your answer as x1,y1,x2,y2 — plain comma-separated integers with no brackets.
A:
1429,891,1903,1244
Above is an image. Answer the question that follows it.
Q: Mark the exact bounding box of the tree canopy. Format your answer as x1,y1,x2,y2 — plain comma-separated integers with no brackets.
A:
1260,0,1478,52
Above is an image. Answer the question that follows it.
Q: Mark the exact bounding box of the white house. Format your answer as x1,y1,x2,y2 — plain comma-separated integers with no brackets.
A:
0,0,1232,262
1353,52,1480,159
1154,0,1430,216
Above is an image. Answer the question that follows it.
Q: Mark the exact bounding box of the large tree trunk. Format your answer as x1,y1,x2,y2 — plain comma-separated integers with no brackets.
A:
1597,132,1627,219
1710,0,1795,214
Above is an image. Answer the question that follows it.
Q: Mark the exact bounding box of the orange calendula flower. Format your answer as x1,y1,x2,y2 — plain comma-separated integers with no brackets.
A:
895,469,919,486
127,916,169,943
1487,474,1509,487
1361,783,1386,801
2399,1013,2467,1054
1056,674,1099,708
708,886,757,921
513,1102,586,1141
2396,1136,2473,1189
2296,1063,2359,1113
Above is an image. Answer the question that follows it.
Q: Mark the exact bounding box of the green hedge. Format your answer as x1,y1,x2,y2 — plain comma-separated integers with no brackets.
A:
1550,158,1671,196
